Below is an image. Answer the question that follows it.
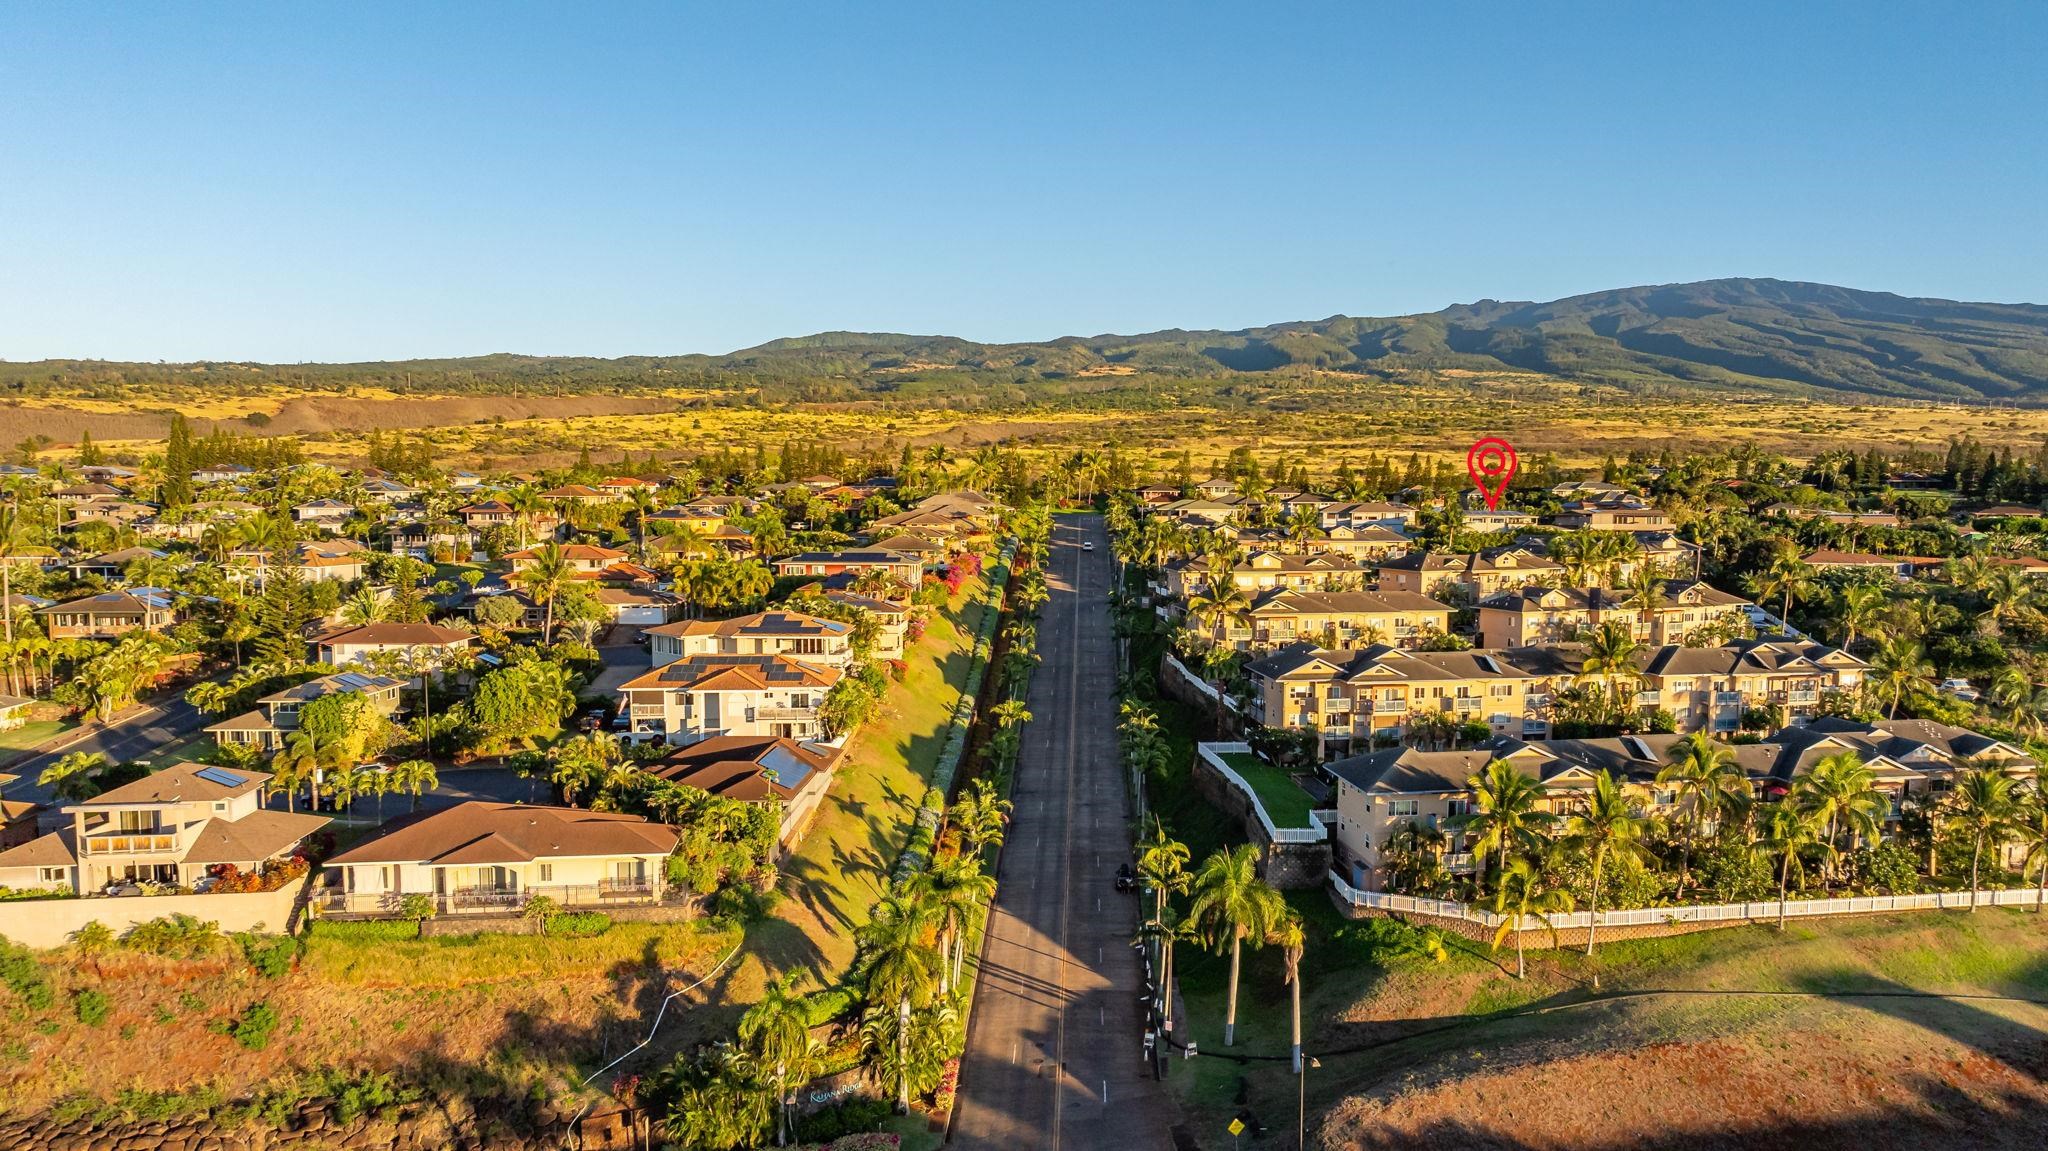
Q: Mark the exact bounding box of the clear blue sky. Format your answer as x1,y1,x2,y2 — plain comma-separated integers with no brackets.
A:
2,2,2044,362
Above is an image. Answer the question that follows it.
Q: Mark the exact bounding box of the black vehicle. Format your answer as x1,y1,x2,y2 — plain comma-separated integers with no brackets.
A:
1114,862,1137,892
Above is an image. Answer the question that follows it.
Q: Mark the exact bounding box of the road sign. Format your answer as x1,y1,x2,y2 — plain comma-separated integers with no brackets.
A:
1228,1118,1245,1136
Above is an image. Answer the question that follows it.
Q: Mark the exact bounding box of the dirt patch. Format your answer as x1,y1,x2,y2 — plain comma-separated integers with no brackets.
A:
258,394,686,435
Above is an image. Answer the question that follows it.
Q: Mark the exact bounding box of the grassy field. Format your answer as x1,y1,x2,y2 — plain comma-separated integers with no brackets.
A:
1218,751,1317,828
1161,898,2048,1149
0,720,67,756
20,376,2048,474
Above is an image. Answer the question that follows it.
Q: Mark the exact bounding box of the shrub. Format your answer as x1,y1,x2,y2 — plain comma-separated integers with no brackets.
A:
225,1002,279,1051
1853,842,1923,895
398,893,437,921
122,913,227,959
73,988,111,1027
236,933,299,978
0,943,53,1010
796,1098,893,1143
543,911,611,938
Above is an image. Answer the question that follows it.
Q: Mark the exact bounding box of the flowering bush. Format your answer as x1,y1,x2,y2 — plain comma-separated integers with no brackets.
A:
955,552,984,577
932,1058,960,1113
886,659,909,682
941,565,968,595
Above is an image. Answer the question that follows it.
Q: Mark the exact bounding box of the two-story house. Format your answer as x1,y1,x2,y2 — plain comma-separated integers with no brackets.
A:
1636,640,1869,733
1477,580,1751,648
770,550,923,584
1230,589,1455,652
645,611,855,670
37,588,178,640
0,762,328,893
1245,643,1557,755
618,655,841,745
312,622,475,670
1375,549,1563,603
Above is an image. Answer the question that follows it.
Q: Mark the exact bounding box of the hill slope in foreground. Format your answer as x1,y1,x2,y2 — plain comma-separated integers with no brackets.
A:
1300,911,2048,1150
10,278,2048,404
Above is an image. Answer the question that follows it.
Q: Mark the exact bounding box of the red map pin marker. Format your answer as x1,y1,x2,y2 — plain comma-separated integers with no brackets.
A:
1466,437,1518,510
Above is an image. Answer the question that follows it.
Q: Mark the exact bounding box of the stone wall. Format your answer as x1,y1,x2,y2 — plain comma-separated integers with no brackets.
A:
0,884,302,950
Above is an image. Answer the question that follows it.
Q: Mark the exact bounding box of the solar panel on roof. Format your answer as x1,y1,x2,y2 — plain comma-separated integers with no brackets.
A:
194,766,247,788
758,745,815,790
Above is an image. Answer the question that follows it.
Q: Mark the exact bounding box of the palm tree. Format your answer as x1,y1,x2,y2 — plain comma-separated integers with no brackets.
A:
1838,584,1889,651
1137,905,1195,1041
1275,913,1306,1075
855,886,942,1112
1793,751,1888,884
39,751,109,803
1657,732,1750,893
918,856,995,993
506,486,546,550
1866,633,1933,718
1942,765,2019,909
1747,551,1816,630
947,778,1012,858
1185,582,1252,646
388,758,439,812
1622,566,1668,637
1990,666,2048,739
1490,857,1573,979
522,541,575,641
738,972,824,1147
1977,566,2039,636
0,500,18,697
1564,770,1651,974
274,731,331,812
1453,761,1557,892
1186,843,1287,1046
2013,786,2048,914
1577,620,1644,710
1134,816,1191,929
1758,800,1827,929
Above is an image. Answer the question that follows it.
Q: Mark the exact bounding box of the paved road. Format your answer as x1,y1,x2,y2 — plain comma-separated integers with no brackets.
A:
5,696,207,806
952,514,1172,1151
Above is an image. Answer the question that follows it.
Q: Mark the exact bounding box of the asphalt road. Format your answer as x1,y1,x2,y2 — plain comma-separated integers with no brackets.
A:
5,696,207,806
952,514,1173,1151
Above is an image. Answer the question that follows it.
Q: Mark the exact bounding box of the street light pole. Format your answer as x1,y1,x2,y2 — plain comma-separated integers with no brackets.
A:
1298,1055,1320,1150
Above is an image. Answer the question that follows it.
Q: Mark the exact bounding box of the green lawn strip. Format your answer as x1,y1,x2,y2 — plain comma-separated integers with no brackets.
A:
0,718,70,753
701,572,993,1023
1216,752,1316,828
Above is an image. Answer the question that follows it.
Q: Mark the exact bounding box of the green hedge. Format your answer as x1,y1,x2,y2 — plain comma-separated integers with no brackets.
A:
308,919,423,942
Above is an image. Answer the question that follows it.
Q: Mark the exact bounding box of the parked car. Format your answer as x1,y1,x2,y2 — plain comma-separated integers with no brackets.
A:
1939,677,1980,701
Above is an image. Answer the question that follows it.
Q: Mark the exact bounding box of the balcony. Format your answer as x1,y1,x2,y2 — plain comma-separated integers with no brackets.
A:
1452,697,1481,713
754,707,815,721
81,829,182,857
1714,692,1744,706
1635,691,1662,707
629,704,666,719
1788,689,1819,705
1442,852,1477,871
1362,699,1405,715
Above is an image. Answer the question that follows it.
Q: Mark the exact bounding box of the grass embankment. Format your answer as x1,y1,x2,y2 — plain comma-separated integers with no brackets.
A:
1160,898,2048,1149
709,570,994,1018
0,719,67,755
301,920,734,986
1217,751,1317,828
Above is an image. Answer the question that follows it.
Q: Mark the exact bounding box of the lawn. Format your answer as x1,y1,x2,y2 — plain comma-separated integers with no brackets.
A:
1218,751,1316,828
0,718,68,755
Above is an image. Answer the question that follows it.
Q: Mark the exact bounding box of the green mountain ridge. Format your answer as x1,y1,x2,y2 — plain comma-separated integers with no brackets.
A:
12,279,2048,403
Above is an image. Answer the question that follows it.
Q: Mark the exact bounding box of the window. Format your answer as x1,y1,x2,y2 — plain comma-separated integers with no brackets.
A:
1389,799,1419,818
1446,799,1471,818
39,867,66,883
538,864,553,883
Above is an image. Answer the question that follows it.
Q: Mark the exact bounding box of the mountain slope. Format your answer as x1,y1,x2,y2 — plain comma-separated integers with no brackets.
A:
10,279,2048,402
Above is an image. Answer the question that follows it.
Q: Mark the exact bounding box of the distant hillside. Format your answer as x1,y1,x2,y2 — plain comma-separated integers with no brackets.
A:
11,279,2048,403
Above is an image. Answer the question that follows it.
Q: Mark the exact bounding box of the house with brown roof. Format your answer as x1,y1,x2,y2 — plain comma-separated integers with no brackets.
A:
504,543,632,578
1375,549,1562,602
770,550,923,584
1230,589,1455,652
37,588,178,640
1802,550,1942,580
646,611,855,670
1553,497,1673,532
618,655,841,745
318,801,676,915
1635,640,1868,733
1478,580,1751,648
1162,551,1364,599
0,762,327,894
651,736,838,847
822,591,909,658
312,622,475,669
1245,643,1555,755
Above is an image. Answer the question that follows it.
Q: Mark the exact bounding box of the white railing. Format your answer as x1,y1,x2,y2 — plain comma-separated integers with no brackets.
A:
1196,743,1325,842
1329,870,2046,930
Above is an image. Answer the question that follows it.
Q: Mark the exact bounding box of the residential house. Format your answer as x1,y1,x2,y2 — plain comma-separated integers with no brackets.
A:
1229,589,1455,652
1802,550,1941,579
312,622,475,669
650,736,839,848
1319,501,1418,531
52,482,125,506
1553,498,1674,532
1375,549,1562,603
1633,640,1868,733
68,500,156,527
292,498,355,528
618,655,840,745
318,801,676,915
205,670,405,752
1244,643,1554,756
1478,580,1751,648
37,588,178,640
770,550,923,584
0,762,328,893
0,696,31,733
823,591,909,658
504,543,633,579
231,540,372,586
67,547,170,582
645,611,855,670
595,586,678,626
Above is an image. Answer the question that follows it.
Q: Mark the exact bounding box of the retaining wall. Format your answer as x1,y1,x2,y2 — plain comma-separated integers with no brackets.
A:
0,884,301,949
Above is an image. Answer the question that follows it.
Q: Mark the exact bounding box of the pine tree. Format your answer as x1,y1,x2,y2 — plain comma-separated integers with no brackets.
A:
162,415,195,507
76,430,101,467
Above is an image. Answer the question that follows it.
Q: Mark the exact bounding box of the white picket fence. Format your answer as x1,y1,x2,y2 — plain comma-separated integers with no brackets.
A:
1196,743,1326,843
1328,870,2047,931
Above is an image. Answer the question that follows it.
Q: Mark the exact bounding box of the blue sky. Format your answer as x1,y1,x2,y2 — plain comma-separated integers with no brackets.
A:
2,2,2044,362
